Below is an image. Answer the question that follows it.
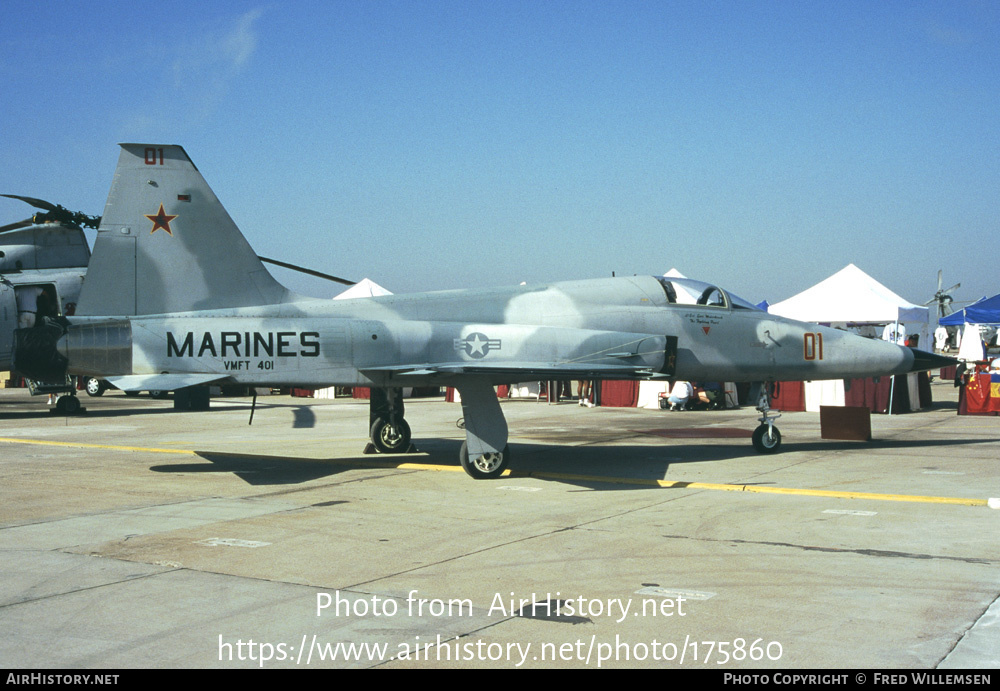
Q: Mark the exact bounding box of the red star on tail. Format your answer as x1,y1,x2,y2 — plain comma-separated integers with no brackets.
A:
145,204,177,235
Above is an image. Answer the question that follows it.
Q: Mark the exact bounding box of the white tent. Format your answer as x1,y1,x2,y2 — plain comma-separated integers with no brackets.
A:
333,278,392,300
768,264,929,326
769,264,930,412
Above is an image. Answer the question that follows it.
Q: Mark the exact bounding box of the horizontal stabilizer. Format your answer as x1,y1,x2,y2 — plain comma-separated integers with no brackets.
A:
105,373,227,392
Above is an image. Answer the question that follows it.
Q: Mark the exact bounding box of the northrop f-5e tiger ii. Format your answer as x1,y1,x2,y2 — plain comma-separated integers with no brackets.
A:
13,144,953,478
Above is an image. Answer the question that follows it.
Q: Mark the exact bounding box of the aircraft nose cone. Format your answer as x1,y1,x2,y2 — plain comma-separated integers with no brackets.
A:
907,348,958,373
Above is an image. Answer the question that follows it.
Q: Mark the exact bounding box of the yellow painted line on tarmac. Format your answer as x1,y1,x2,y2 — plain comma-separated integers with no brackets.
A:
523,472,991,507
0,437,198,456
394,461,466,473
684,482,989,507
0,436,991,507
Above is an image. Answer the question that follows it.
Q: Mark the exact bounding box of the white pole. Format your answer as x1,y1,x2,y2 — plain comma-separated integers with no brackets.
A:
887,319,899,416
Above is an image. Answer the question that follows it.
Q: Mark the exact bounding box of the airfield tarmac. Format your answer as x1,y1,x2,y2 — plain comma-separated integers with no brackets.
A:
0,381,997,669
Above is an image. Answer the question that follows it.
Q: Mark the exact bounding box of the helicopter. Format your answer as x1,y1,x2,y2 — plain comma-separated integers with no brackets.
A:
0,195,95,407
0,194,355,411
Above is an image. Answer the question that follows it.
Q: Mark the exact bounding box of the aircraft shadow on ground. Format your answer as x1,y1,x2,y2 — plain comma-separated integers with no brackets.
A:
0,400,303,423
145,435,997,489
0,403,184,420
509,437,1000,491
150,451,373,485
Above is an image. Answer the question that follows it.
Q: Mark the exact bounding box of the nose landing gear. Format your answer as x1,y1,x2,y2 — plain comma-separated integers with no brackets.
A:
752,382,782,453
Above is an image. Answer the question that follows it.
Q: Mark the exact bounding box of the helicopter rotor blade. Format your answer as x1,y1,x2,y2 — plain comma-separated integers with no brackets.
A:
0,194,101,229
0,194,62,212
3,196,354,286
0,218,36,234
258,256,355,286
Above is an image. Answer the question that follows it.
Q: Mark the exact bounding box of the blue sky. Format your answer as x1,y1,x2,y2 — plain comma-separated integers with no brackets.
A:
1,1,997,310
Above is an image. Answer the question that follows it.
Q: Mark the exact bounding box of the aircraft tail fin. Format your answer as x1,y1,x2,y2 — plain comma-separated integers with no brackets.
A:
76,144,291,316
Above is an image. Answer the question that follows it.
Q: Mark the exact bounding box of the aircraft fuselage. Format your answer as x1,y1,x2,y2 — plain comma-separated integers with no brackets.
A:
57,275,914,388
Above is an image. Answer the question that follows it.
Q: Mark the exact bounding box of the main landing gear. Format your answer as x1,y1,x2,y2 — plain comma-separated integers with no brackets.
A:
367,388,414,454
455,378,510,479
459,441,509,480
370,417,412,453
752,382,782,453
365,381,512,480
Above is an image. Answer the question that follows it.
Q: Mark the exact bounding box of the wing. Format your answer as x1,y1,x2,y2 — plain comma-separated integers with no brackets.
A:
364,361,664,380
362,332,677,381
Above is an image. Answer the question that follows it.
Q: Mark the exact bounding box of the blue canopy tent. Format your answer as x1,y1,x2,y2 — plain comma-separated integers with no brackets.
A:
939,294,1000,325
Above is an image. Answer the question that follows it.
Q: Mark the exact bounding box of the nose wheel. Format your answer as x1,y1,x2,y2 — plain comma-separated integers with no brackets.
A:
752,423,781,453
752,383,782,454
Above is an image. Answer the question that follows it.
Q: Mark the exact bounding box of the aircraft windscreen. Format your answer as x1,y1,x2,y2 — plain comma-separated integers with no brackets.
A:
656,277,761,311
726,291,761,310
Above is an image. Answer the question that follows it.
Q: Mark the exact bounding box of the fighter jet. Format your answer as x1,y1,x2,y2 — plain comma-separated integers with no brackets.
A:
13,144,953,478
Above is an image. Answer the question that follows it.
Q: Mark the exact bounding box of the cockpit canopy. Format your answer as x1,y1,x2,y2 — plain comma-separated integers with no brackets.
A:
656,277,760,311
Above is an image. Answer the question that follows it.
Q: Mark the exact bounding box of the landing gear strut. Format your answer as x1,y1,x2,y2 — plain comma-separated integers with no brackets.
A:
456,378,511,479
367,387,413,454
752,382,782,453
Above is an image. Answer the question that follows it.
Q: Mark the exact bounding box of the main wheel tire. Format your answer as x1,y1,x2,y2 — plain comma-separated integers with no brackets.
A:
56,395,81,414
459,441,510,479
369,417,411,454
85,377,105,397
752,424,781,453
149,390,169,399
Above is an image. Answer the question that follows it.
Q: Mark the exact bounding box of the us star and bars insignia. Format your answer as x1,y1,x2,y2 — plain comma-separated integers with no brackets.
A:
146,203,177,235
454,332,501,359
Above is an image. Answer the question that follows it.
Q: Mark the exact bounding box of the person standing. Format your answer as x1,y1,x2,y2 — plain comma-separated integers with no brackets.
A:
667,380,693,411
